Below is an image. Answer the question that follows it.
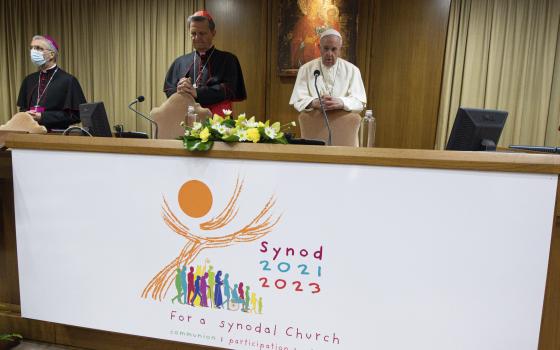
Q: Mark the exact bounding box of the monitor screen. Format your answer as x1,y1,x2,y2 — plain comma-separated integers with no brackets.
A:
446,108,508,151
79,102,112,137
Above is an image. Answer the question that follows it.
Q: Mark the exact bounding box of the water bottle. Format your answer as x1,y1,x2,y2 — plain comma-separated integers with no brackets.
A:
186,105,198,128
359,109,376,147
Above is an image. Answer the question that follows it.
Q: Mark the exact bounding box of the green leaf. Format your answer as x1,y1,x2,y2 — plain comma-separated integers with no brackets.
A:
222,135,240,142
210,128,222,139
223,119,236,128
275,135,288,144
185,139,214,151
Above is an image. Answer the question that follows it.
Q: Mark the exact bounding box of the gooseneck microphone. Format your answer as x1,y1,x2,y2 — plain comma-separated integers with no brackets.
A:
128,95,158,139
313,69,332,146
509,145,560,154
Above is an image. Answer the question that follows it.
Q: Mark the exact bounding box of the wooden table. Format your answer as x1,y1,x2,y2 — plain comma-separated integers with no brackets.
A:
1,134,560,350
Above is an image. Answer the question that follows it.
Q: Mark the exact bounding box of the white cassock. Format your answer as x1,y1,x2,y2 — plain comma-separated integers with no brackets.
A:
289,57,367,113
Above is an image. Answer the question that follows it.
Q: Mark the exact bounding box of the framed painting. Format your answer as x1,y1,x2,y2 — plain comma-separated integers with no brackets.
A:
278,0,359,76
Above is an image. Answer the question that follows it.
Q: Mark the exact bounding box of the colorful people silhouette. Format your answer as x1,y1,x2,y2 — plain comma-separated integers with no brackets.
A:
223,273,231,306
232,283,241,303
180,266,188,304
243,285,251,312
214,270,223,308
172,268,183,304
250,292,257,313
191,276,201,306
171,263,264,314
207,265,215,307
238,282,245,300
200,272,209,307
187,266,195,305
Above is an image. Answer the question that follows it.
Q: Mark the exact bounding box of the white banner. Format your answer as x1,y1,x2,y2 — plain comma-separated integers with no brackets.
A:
12,148,557,350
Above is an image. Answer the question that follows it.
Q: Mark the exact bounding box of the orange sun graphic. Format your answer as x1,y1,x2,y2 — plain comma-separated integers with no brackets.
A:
178,180,213,218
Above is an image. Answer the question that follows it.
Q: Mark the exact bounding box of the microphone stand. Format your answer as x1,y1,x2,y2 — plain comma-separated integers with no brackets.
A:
313,73,332,146
128,100,158,139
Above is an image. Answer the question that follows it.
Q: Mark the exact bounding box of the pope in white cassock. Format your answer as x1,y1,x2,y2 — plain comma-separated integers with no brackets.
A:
289,29,367,146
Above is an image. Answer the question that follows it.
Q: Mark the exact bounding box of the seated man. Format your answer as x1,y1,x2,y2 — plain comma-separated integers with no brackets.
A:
17,35,86,131
289,29,367,146
163,10,247,115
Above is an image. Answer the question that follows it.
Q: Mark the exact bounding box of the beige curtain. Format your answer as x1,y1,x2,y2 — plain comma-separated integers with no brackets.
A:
0,0,203,134
436,0,560,149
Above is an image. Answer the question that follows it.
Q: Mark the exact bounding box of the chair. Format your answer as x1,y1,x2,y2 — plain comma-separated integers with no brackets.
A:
298,109,361,146
150,93,212,139
0,112,47,148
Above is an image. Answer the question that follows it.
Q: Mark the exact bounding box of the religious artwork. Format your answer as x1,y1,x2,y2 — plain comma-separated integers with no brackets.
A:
278,0,358,76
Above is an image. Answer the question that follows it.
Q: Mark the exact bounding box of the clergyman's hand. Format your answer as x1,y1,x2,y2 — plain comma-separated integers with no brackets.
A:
322,96,344,111
177,77,193,95
185,85,197,99
309,98,322,110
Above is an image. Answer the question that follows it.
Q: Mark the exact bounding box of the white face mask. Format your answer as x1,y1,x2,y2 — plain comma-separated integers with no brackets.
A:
30,49,47,66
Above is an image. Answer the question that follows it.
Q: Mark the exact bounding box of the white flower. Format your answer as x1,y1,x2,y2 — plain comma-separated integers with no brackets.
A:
180,121,186,127
236,129,248,141
192,122,203,131
222,109,232,116
211,123,232,135
184,129,191,137
245,116,259,128
216,124,230,135
264,127,277,139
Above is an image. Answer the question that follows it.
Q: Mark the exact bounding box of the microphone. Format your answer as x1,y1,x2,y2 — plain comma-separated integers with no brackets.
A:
313,70,332,146
128,95,158,139
509,145,560,154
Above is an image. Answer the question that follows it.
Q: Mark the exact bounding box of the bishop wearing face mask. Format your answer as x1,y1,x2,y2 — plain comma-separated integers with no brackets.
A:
16,35,86,130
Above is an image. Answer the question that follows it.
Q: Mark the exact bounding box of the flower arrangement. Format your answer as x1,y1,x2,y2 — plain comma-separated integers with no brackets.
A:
181,109,296,151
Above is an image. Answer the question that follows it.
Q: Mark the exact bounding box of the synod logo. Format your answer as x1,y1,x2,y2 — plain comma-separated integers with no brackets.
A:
141,178,281,313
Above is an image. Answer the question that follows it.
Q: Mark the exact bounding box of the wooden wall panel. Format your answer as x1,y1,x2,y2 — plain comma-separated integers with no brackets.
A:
369,0,451,149
206,0,268,119
266,1,301,133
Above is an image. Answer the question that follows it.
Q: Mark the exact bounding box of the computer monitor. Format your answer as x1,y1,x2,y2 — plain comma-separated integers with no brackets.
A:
446,108,508,151
79,102,112,137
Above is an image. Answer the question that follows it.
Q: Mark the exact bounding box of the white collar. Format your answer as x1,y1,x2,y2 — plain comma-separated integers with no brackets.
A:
41,64,58,73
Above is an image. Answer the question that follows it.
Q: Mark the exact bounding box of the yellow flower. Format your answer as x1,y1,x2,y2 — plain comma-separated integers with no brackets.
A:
211,114,224,126
235,114,247,128
246,128,260,143
199,127,211,142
